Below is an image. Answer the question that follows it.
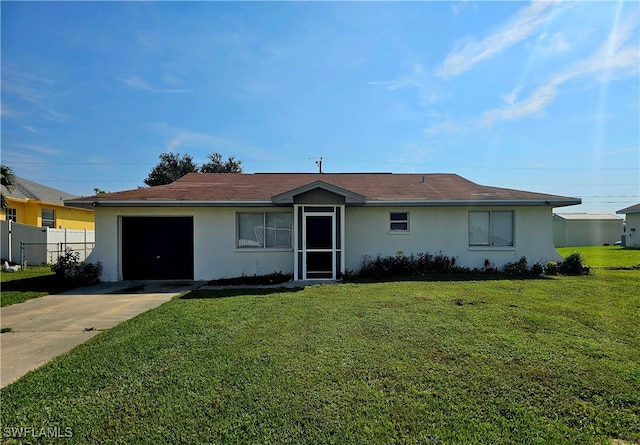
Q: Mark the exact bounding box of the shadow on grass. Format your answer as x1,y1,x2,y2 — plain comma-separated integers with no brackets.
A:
343,273,557,284
1,274,71,294
181,286,305,300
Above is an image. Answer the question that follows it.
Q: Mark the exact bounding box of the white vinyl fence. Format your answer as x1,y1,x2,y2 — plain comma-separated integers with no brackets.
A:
1,220,95,266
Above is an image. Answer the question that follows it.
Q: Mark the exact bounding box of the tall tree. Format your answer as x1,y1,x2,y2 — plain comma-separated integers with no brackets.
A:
144,153,199,186
1,165,16,210
200,153,243,173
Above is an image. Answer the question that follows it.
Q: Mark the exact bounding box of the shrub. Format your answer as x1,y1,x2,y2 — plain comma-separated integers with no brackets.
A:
559,251,589,275
530,262,544,276
544,252,589,276
356,251,460,279
545,261,560,275
51,248,102,285
51,249,80,278
351,251,590,281
481,258,499,274
208,272,293,286
502,257,529,276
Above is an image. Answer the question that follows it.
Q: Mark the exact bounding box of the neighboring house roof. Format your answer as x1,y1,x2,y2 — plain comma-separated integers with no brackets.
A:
553,213,623,221
617,203,640,215
1,176,78,206
66,173,581,208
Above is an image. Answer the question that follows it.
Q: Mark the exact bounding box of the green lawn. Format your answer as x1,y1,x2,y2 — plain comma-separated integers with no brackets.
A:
0,266,75,307
1,271,638,444
557,245,640,269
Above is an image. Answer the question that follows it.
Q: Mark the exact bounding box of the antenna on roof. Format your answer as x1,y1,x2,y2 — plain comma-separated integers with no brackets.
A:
310,157,323,174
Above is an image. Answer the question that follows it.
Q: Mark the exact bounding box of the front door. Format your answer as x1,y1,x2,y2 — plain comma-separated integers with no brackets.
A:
305,214,334,279
121,216,194,280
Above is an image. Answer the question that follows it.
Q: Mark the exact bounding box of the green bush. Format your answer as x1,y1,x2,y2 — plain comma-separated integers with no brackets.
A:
559,251,589,275
545,261,560,275
208,272,293,286
51,249,102,285
357,251,459,279
502,257,529,276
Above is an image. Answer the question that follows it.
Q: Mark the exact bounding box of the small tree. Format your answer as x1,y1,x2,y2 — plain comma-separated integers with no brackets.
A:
200,153,243,173
144,153,199,186
1,165,16,210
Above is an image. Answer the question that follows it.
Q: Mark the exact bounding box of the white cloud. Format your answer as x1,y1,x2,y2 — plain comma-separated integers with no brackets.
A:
425,118,466,137
0,104,22,118
500,87,520,105
121,76,193,94
9,143,61,156
605,146,639,155
541,32,570,56
165,130,214,153
451,2,477,17
22,125,38,133
42,109,71,124
481,82,558,124
436,1,561,78
369,64,442,105
480,16,639,125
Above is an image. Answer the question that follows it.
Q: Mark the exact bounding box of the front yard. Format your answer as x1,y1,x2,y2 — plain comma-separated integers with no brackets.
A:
1,267,638,444
0,266,73,307
556,245,639,269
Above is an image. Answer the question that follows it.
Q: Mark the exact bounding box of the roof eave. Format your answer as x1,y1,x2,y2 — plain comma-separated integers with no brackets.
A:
69,197,582,209
362,198,582,207
64,200,275,208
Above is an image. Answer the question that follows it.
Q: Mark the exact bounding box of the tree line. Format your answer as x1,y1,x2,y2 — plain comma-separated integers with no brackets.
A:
0,152,242,206
144,152,242,186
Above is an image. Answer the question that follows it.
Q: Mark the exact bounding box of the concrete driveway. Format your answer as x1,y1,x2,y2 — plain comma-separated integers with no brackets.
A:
0,281,201,388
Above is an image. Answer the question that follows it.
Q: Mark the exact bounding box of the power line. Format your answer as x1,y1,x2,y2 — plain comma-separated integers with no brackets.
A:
5,157,640,171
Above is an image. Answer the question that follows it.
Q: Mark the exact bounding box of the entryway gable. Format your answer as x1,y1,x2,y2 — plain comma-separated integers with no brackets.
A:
272,180,366,206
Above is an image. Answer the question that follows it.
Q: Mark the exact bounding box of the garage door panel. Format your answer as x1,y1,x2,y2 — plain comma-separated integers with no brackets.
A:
122,217,194,280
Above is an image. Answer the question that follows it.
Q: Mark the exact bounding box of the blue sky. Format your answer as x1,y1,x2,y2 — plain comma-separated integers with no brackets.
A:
1,1,638,214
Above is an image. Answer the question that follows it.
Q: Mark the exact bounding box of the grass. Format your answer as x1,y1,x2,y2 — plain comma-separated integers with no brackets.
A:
557,245,640,269
0,266,76,307
1,269,638,444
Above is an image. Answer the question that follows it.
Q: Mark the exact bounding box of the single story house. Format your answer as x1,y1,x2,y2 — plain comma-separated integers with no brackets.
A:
65,173,581,282
552,213,623,247
1,176,94,230
617,203,640,248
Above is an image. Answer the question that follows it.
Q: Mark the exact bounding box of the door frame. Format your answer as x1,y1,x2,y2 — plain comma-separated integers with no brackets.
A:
119,215,194,281
294,205,345,280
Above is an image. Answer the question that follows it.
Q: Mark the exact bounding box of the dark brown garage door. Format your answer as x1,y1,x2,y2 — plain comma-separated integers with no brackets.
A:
122,216,194,280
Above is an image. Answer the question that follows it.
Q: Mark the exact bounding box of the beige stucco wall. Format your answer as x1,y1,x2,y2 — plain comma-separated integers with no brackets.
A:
89,205,561,282
623,213,640,248
344,206,561,271
89,207,293,282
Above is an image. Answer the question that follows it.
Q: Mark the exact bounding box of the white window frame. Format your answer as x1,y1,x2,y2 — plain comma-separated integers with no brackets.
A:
41,208,55,228
5,208,17,222
468,210,514,248
236,212,292,250
390,211,410,232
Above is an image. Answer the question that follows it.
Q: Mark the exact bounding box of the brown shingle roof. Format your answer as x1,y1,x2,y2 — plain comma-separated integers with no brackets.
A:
66,173,581,207
617,203,640,214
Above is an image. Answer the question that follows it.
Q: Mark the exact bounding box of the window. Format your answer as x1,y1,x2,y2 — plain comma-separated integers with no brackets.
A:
237,212,292,248
4,208,17,222
41,209,55,228
469,211,514,247
390,212,409,231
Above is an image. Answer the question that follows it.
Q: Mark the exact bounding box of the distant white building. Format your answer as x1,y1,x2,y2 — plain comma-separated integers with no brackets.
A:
617,204,640,248
553,213,623,247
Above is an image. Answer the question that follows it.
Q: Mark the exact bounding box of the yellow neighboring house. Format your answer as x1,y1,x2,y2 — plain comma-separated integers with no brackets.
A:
1,176,94,230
